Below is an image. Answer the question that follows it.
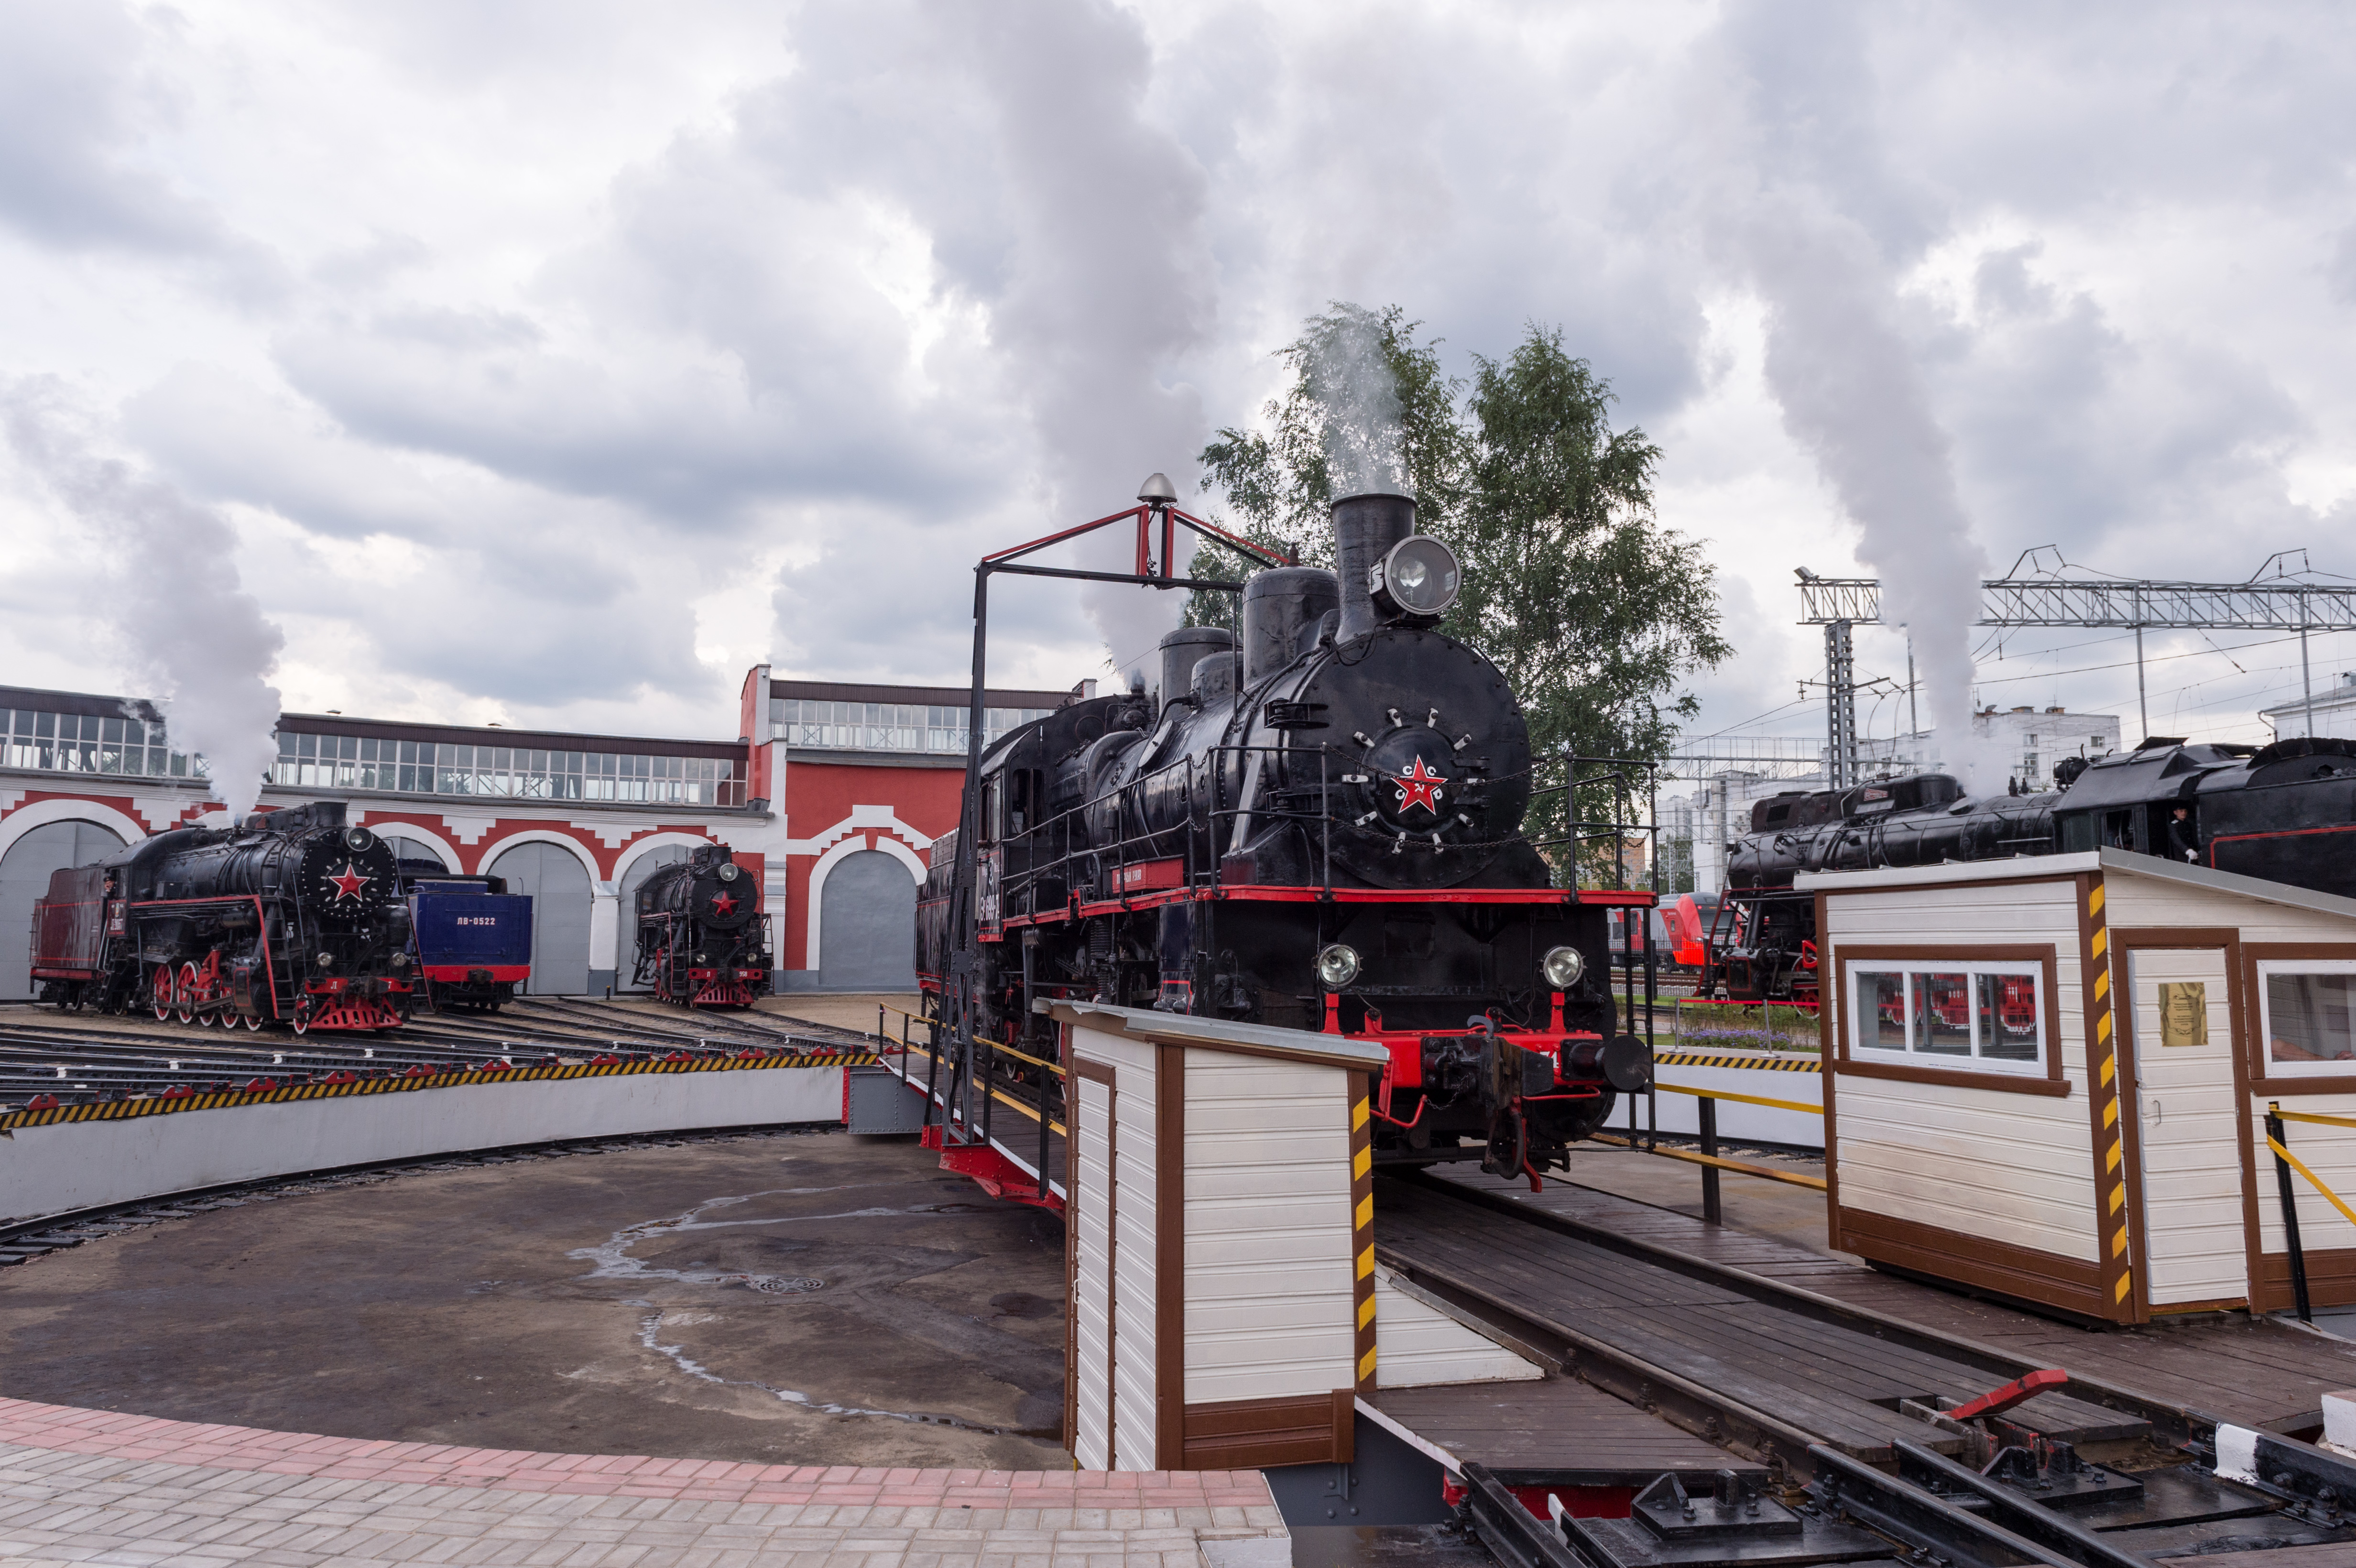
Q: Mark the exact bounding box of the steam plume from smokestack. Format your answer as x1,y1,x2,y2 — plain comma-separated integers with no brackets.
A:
1739,205,2002,791
4,380,284,824
1302,305,1409,500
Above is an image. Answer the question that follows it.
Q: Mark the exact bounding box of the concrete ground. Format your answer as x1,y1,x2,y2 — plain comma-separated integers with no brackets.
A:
0,1128,1072,1472
759,993,929,1041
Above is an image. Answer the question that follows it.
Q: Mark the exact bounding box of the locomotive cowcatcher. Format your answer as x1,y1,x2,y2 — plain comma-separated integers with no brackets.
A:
919,489,1654,1180
631,844,772,1007
29,800,415,1032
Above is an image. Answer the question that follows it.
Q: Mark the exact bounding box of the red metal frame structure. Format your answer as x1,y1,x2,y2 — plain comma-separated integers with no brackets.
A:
937,481,1291,1154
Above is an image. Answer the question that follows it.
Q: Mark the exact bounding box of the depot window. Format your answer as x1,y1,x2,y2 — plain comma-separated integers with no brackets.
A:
2258,961,2356,1076
1851,961,2045,1073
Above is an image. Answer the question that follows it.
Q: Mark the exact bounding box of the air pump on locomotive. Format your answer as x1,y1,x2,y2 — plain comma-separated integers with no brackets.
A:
30,800,415,1032
919,491,1654,1179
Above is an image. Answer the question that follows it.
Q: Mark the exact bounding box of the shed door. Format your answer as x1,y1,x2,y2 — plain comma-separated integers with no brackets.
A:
483,842,592,995
2125,947,2246,1307
1,820,128,999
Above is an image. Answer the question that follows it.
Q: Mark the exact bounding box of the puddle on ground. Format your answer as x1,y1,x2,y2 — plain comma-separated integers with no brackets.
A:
573,1189,1056,1440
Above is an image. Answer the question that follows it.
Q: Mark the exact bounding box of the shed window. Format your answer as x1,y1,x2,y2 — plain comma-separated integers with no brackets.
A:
1853,962,2044,1073
2259,962,2356,1075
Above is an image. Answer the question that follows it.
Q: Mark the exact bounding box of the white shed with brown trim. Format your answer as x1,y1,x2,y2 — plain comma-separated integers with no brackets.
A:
1054,1002,1538,1472
1801,848,2356,1323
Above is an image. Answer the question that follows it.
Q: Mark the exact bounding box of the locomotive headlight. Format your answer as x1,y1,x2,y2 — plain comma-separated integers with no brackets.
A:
344,827,375,851
1542,946,1586,989
717,863,740,882
1370,536,1461,619
1314,943,1362,990
316,951,336,969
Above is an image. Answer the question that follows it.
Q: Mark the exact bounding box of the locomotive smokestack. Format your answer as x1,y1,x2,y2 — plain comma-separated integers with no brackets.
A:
1332,492,1416,642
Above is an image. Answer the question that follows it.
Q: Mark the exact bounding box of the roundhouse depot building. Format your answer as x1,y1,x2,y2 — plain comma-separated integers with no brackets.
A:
0,669,1082,1001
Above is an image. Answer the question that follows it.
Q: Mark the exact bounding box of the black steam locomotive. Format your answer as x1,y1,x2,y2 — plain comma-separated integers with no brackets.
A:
29,800,415,1031
631,845,771,1007
919,492,1653,1178
1702,733,2356,1002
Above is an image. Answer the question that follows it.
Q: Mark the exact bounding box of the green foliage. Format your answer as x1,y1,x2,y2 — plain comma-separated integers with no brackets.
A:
1189,307,1732,884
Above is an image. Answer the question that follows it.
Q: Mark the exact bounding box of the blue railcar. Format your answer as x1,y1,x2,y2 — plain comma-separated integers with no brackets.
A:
402,865,534,1013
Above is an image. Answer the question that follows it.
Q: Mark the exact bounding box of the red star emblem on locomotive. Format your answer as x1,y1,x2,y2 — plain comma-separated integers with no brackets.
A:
325,862,371,902
710,891,740,917
1394,757,1446,815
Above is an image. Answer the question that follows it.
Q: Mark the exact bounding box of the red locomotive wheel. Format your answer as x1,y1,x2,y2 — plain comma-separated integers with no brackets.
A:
290,1000,311,1035
152,963,174,1022
243,1013,264,1032
175,962,199,1025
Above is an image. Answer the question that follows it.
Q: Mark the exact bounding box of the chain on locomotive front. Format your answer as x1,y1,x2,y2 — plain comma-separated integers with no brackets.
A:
919,491,1654,1178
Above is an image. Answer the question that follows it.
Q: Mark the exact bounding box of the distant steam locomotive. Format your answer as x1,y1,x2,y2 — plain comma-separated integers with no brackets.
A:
919,491,1653,1180
1697,734,2356,1002
631,845,771,1008
30,800,415,1031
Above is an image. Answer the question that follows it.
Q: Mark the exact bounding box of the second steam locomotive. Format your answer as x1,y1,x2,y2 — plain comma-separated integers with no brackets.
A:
920,491,1653,1179
31,801,416,1031
1697,734,2356,1003
632,845,772,1008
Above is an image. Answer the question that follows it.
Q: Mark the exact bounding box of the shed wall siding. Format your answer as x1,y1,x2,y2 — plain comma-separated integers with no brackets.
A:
2105,877,2356,941
1181,1052,1355,1405
1824,880,2101,1261
1070,1074,1115,1470
1073,1026,1161,1470
1372,1270,1544,1388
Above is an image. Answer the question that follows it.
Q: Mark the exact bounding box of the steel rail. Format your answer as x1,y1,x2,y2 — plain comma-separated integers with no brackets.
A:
1385,1171,2215,1463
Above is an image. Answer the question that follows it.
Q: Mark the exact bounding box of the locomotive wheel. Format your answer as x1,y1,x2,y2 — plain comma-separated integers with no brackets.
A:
290,1001,311,1035
152,963,175,1022
175,962,198,1024
243,1013,264,1032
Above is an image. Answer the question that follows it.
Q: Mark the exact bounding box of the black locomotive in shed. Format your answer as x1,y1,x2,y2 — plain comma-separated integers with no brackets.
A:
919,492,1654,1179
631,844,771,1007
1702,733,2356,1002
29,800,415,1031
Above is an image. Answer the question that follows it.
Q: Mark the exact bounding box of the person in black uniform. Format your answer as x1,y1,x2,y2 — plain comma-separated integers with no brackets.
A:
2168,805,2200,863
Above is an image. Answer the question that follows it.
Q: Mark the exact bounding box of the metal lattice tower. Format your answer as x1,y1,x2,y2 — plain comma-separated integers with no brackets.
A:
1823,620,1858,788
1796,565,2356,743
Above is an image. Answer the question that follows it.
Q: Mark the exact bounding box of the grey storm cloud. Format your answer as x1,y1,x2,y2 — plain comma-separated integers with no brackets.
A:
1,0,2354,747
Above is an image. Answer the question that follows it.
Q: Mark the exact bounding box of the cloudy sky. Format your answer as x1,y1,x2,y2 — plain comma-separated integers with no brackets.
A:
2,0,2353,772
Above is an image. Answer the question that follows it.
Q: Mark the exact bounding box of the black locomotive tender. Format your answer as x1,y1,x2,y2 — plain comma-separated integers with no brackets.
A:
1702,734,2356,1003
918,492,1654,1179
30,801,415,1032
631,845,772,1008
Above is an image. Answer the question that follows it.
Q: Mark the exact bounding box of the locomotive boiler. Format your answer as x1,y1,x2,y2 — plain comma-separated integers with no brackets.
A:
631,845,771,1007
920,492,1653,1179
1702,733,2356,1002
29,800,415,1031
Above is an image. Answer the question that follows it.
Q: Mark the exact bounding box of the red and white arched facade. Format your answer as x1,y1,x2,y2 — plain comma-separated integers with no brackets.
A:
0,669,1080,997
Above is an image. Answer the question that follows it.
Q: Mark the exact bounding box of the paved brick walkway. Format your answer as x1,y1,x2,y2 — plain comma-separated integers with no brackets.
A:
0,1399,1287,1567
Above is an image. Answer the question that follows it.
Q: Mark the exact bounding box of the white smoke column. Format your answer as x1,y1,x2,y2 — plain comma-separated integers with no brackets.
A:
1740,203,2001,789
1303,305,1408,499
4,381,285,822
927,0,1215,654
1708,4,2005,793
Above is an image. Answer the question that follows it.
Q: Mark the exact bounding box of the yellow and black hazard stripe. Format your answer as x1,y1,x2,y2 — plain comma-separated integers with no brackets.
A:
1652,1051,1821,1073
1350,1080,1376,1392
0,1052,877,1134
2083,875,2135,1316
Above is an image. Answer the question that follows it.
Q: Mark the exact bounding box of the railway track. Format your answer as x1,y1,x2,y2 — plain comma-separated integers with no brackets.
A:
0,999,880,1110
1380,1170,2356,1566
